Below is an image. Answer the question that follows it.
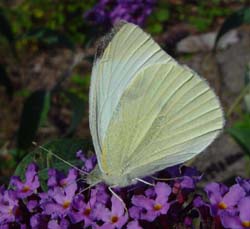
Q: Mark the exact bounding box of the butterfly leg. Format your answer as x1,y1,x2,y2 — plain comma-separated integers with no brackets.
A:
151,175,202,181
78,182,99,195
133,178,155,186
108,186,128,213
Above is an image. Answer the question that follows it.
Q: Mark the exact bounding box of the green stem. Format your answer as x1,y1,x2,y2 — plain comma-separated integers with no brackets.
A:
227,84,250,117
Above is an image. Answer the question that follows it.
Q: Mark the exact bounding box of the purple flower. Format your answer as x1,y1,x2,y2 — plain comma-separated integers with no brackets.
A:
97,195,128,229
30,214,49,228
47,169,62,188
48,219,69,229
129,205,142,220
20,224,27,229
42,183,76,217
47,168,77,189
0,224,9,229
236,177,250,194
205,182,245,216
76,150,97,172
184,216,193,226
0,190,19,224
39,192,49,206
84,6,110,25
59,169,77,188
166,165,202,190
131,182,171,221
94,184,109,204
69,192,97,226
193,195,212,221
126,220,142,229
7,155,250,227
27,199,39,212
110,1,154,26
10,163,39,198
84,0,156,27
221,197,250,229
0,185,5,194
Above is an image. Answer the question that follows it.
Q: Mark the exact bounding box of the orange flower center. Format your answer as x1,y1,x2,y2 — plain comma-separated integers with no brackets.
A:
111,215,119,223
22,185,30,193
154,203,162,211
60,181,67,187
218,202,227,209
84,208,91,216
62,201,71,209
8,208,13,215
242,221,250,228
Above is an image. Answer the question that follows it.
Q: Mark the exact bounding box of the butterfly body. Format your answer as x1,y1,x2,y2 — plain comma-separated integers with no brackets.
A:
87,166,137,187
88,22,224,188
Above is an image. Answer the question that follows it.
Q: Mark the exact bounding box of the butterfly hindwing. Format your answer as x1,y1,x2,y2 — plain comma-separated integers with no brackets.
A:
101,62,223,179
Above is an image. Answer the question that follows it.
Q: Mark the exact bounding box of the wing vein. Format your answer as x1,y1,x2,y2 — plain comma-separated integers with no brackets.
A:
126,128,220,174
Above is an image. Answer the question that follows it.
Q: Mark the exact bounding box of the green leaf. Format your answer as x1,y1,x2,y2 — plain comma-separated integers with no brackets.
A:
189,16,211,32
156,8,170,22
64,91,86,136
244,63,250,113
228,116,250,156
13,138,93,190
214,7,250,49
40,92,50,126
71,74,89,86
20,27,75,50
148,23,163,34
0,64,13,98
17,90,51,150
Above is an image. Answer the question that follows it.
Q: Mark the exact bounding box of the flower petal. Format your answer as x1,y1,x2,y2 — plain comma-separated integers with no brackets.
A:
154,182,171,200
223,184,245,207
129,206,141,220
221,212,243,229
111,195,124,216
132,195,153,210
239,197,250,222
205,182,227,205
126,220,142,229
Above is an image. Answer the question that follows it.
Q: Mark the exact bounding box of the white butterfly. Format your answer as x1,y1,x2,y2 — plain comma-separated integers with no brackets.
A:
87,22,224,188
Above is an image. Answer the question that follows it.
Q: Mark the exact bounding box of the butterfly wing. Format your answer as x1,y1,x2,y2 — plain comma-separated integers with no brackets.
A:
89,22,174,172
101,61,224,180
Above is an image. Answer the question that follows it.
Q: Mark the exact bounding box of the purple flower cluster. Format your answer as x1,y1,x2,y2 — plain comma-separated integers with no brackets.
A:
202,178,250,228
1,150,250,228
84,0,156,27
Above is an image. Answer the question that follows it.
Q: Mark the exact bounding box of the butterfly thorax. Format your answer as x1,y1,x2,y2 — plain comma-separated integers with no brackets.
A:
86,165,136,187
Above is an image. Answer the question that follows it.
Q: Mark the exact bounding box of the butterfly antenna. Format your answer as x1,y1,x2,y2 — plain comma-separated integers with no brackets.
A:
109,186,128,213
32,142,89,176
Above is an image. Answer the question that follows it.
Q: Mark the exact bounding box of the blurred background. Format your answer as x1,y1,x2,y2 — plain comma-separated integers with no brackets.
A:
0,0,250,186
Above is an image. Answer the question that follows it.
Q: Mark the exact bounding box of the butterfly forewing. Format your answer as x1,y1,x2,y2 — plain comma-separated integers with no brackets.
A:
89,22,174,173
90,24,173,141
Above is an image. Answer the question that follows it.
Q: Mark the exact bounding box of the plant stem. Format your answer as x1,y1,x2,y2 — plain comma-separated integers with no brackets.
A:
227,84,250,117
